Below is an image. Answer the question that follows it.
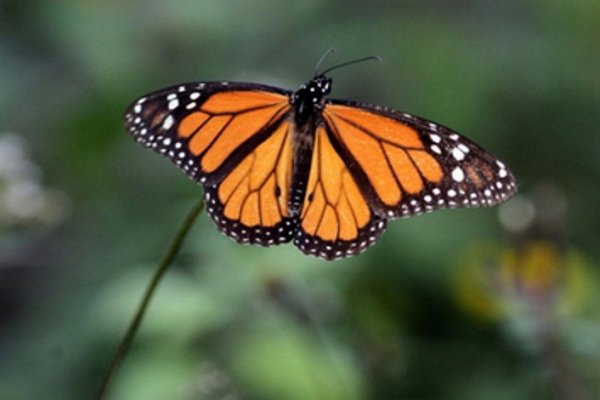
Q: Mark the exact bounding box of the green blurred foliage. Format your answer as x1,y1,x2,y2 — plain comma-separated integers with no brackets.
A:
1,1,599,399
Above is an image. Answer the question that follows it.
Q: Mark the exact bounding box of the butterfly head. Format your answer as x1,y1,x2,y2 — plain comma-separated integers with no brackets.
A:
293,74,332,102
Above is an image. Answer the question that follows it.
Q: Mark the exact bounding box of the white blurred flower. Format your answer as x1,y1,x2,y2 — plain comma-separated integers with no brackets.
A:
0,133,68,229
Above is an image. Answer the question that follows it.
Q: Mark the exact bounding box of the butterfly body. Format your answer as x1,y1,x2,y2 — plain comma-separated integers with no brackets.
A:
125,72,516,260
288,75,332,217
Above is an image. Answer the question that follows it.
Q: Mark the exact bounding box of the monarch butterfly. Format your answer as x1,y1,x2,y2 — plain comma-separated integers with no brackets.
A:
124,52,516,260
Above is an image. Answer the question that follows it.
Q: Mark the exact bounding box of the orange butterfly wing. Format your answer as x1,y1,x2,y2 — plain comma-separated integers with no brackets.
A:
322,101,516,219
294,126,386,259
204,119,296,245
125,83,298,244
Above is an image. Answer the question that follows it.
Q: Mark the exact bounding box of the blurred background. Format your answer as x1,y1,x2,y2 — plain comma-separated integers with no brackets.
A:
1,1,599,399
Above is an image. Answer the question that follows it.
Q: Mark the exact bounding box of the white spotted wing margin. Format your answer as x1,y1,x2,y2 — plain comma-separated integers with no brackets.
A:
204,184,298,248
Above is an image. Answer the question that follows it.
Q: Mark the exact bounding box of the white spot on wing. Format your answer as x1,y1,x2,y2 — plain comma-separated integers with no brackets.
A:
168,99,179,110
452,167,465,182
452,147,465,161
430,133,441,143
162,115,174,130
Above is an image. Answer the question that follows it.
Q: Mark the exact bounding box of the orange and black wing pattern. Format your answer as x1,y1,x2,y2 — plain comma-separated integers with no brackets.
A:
322,100,517,221
294,125,387,259
124,82,298,245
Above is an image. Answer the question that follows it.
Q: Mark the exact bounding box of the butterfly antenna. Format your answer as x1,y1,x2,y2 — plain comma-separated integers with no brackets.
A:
314,47,337,76
319,55,382,76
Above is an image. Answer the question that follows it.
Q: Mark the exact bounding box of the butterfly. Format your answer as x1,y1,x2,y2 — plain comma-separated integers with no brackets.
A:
124,53,516,260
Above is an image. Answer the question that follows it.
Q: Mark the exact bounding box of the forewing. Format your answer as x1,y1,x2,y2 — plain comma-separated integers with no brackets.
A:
124,82,291,185
323,100,517,219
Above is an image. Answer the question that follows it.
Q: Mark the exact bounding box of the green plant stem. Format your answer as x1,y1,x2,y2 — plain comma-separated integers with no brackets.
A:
95,197,205,400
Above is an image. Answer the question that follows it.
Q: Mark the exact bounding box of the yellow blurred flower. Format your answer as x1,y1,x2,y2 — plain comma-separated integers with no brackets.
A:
454,241,594,323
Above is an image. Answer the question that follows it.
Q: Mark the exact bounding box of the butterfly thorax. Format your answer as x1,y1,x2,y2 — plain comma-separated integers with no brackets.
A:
290,75,332,127
287,75,332,217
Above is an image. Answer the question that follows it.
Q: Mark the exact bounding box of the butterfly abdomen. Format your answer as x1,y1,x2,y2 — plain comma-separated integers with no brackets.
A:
288,119,315,217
